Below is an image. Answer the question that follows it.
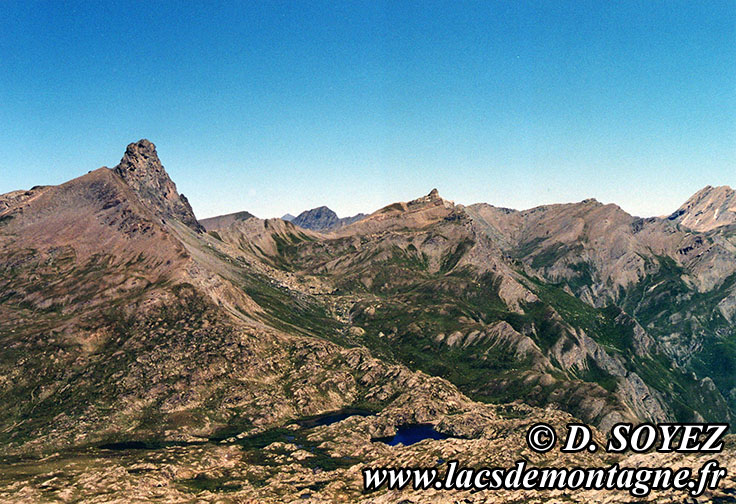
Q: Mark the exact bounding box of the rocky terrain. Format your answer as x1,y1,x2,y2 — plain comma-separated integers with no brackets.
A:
0,140,734,502
669,185,736,232
200,211,256,232
291,206,366,231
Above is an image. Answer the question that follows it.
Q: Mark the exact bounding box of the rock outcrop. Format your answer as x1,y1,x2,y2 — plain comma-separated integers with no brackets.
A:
113,139,204,232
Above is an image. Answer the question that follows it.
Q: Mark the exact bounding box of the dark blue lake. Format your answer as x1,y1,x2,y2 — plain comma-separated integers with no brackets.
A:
373,424,449,446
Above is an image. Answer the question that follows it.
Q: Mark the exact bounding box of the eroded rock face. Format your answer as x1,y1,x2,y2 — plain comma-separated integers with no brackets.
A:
113,139,203,232
0,186,49,213
670,185,736,232
718,290,736,323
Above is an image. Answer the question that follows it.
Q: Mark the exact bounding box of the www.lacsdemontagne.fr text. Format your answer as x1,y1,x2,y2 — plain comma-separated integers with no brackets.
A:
363,459,726,497
363,422,729,497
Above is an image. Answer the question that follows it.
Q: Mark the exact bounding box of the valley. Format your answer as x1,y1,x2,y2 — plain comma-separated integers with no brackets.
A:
0,140,734,502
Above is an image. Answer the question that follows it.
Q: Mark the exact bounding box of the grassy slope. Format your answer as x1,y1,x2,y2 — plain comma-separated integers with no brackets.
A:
263,232,734,424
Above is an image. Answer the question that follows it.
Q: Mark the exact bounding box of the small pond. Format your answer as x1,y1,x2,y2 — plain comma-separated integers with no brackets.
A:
372,424,449,446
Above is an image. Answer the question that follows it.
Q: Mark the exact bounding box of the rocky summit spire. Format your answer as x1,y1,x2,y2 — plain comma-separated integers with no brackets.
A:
407,187,451,208
113,139,203,232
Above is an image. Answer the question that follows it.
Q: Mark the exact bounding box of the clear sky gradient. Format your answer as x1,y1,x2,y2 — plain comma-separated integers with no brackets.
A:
1,1,734,219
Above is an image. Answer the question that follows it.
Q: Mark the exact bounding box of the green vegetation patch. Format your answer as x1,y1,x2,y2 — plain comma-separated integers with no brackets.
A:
439,238,474,273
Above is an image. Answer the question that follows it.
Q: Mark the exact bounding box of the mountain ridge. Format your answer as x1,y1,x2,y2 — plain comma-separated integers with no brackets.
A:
200,210,256,231
1,142,735,502
669,184,736,232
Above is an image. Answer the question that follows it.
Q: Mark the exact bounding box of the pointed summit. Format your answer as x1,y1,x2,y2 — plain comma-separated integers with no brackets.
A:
407,187,452,208
113,140,203,232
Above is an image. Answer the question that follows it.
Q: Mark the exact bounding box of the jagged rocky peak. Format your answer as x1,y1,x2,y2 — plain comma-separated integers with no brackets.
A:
669,185,736,232
113,139,204,232
409,187,453,208
421,188,441,202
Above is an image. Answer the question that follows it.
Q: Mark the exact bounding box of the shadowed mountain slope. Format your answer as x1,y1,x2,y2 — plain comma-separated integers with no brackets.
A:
291,205,366,231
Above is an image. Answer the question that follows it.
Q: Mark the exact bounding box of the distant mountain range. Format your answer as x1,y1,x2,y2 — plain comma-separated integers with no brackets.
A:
0,140,734,502
287,206,366,231
207,207,364,232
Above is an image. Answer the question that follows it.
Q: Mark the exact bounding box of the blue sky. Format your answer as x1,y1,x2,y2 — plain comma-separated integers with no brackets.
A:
1,1,734,219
